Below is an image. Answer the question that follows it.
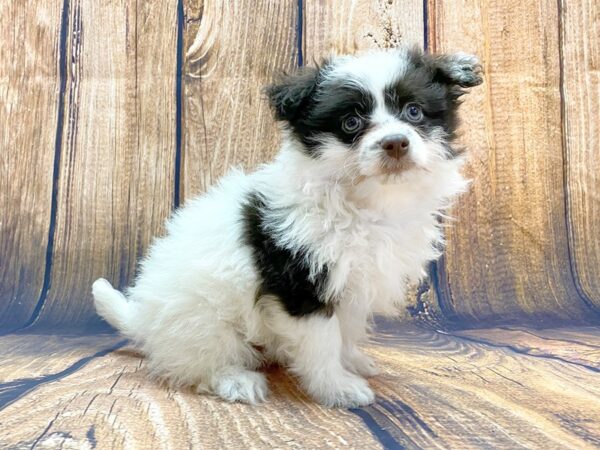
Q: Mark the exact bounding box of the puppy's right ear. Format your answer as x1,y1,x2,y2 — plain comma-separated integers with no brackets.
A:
430,53,483,88
266,66,320,122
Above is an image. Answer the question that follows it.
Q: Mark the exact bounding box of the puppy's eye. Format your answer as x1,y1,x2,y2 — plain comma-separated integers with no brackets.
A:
341,115,363,134
404,103,423,122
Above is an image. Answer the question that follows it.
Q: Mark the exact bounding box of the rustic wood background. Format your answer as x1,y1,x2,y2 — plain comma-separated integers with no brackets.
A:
1,2,600,449
1,0,598,333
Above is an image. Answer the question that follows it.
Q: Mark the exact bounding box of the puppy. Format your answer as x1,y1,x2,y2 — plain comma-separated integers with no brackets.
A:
93,47,482,407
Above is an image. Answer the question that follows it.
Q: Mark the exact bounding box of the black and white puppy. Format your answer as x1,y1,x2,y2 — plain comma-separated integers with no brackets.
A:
93,47,482,407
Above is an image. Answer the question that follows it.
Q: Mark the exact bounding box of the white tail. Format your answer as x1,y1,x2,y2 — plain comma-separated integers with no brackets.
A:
92,278,132,333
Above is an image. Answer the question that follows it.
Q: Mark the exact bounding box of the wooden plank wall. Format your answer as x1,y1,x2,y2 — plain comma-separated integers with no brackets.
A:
0,2,62,330
1,0,598,332
429,0,596,325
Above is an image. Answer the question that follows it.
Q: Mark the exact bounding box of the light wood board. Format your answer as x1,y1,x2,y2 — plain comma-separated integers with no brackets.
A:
0,1,62,331
180,0,298,201
29,0,179,331
560,0,600,310
428,0,593,324
302,0,424,57
1,325,599,449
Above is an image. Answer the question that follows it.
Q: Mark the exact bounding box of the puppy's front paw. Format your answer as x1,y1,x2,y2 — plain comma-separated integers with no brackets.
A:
212,368,268,405
345,350,380,378
309,373,375,408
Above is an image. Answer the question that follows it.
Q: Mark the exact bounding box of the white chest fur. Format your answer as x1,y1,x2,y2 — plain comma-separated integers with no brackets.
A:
255,149,468,317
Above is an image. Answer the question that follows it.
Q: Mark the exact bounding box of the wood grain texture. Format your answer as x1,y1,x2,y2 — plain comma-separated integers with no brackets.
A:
1,325,599,449
561,0,600,310
368,322,600,449
180,1,298,200
29,0,179,331
508,326,600,347
0,338,383,449
0,334,122,382
455,326,600,369
0,335,125,412
0,1,62,330
302,0,424,56
428,0,593,324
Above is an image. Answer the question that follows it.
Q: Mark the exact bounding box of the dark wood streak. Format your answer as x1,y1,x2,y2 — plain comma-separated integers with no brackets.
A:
499,326,600,349
19,0,73,333
350,406,406,450
174,0,184,209
446,330,600,373
559,0,600,311
557,0,599,317
27,412,64,450
0,2,63,332
0,340,126,410
26,0,178,332
427,0,595,325
86,425,97,448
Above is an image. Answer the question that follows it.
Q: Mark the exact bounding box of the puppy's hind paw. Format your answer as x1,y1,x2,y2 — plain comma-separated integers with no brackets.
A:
212,368,268,405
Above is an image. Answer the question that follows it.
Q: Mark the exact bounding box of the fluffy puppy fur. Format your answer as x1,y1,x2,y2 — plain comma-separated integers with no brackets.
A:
93,47,482,407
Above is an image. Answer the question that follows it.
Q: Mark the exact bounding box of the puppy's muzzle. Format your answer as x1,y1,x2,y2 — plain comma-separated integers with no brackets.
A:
380,134,410,160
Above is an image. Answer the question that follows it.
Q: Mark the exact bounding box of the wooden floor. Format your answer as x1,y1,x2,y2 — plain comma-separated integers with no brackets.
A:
1,322,599,449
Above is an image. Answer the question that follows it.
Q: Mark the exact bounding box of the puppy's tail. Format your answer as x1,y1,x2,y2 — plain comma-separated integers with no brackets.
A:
92,278,133,334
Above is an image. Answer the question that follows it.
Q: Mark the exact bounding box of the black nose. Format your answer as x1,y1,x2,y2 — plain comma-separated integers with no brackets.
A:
381,134,410,159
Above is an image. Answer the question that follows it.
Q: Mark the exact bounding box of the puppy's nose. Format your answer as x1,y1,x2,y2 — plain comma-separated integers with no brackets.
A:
381,134,410,159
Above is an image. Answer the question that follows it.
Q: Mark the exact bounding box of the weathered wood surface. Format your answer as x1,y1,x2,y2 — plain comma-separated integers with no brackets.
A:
1,324,599,449
455,326,600,368
180,0,298,201
302,0,423,56
561,0,600,309
428,0,597,324
1,0,599,329
0,334,122,382
28,0,179,332
0,2,62,331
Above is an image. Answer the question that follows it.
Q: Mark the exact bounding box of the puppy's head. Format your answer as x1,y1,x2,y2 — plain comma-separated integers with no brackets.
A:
267,48,482,178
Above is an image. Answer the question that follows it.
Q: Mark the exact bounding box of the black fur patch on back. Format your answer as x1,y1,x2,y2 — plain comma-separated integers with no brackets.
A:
242,192,333,317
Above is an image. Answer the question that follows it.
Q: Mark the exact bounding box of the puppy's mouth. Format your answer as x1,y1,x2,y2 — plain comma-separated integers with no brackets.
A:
379,154,415,175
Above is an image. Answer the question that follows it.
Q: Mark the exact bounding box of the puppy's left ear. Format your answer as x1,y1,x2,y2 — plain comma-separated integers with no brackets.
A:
430,52,483,88
266,66,320,123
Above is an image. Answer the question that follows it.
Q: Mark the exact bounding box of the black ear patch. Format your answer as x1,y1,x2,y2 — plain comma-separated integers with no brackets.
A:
429,53,483,88
265,66,320,122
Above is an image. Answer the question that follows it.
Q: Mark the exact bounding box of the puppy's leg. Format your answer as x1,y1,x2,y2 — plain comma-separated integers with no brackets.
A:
263,305,374,407
138,296,267,405
201,325,268,405
337,302,379,378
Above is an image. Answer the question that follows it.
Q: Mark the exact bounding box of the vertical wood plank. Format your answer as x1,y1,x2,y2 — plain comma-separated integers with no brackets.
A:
561,0,600,311
429,0,592,324
180,1,298,200
0,2,63,330
303,0,423,57
30,0,179,331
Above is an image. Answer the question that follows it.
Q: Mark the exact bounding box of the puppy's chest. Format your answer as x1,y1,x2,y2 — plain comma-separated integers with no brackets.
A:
325,212,440,300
